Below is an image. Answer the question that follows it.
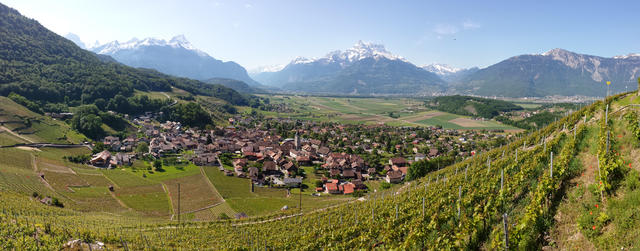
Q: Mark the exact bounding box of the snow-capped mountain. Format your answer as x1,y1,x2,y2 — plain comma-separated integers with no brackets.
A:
90,35,207,57
252,41,446,95
422,63,479,82
249,64,286,74
422,64,463,76
64,33,86,49
89,35,260,86
287,40,408,68
455,48,640,97
613,53,640,59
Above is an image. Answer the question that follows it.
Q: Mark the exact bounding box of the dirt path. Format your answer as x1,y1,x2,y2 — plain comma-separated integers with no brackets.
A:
31,153,79,203
0,125,33,143
163,183,176,220
199,166,225,203
31,153,38,172
179,201,225,216
16,146,41,152
101,171,120,189
161,92,178,106
109,191,134,212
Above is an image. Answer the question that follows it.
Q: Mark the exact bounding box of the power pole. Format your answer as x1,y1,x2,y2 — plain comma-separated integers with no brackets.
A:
299,185,302,214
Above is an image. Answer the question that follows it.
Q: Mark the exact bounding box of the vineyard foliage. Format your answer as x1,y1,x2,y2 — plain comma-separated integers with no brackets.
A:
1,93,639,250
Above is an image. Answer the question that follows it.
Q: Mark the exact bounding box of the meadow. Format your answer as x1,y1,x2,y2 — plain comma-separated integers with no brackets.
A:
0,96,86,144
257,95,519,130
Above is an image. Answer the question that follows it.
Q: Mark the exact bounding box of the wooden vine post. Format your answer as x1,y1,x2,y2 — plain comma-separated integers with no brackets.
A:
503,213,509,250
550,152,553,178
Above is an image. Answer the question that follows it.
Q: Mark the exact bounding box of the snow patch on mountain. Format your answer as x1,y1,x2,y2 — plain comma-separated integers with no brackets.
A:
541,48,589,69
613,53,640,59
421,63,464,76
287,40,407,68
249,64,286,73
90,35,208,57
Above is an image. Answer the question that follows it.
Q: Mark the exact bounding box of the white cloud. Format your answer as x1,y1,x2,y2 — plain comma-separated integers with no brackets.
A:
433,24,459,35
244,3,253,8
462,21,481,29
431,20,480,38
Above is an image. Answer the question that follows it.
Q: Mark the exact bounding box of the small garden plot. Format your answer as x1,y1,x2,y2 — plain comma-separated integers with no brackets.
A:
0,131,26,146
125,162,201,182
202,165,252,198
101,169,157,188
192,208,217,221
62,186,128,213
38,147,90,161
115,184,171,216
208,202,237,219
37,161,74,173
42,170,89,191
77,173,113,187
0,166,49,195
163,173,222,213
0,148,32,171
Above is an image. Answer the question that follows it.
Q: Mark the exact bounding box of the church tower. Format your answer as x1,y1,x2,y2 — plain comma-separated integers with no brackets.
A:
295,131,300,151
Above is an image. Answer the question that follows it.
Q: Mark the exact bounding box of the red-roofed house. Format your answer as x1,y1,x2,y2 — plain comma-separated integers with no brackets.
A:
343,183,355,195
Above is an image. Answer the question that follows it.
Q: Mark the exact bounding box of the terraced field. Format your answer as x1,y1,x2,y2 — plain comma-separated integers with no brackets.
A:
0,96,86,144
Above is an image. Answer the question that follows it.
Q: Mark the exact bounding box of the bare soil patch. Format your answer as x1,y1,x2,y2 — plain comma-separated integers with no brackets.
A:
403,111,444,122
450,117,485,127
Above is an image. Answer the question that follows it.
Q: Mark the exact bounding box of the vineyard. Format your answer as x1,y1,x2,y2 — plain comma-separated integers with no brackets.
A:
2,93,640,250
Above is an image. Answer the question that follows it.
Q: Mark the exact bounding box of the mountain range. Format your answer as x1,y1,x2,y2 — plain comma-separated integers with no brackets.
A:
421,64,479,82
454,49,640,97
85,35,261,89
67,35,640,98
252,45,640,97
251,41,446,95
0,3,247,110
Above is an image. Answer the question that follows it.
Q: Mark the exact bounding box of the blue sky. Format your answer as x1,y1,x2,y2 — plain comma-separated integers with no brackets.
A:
4,0,640,70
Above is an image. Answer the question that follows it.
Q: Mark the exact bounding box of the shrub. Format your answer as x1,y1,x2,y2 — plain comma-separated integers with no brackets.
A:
625,170,639,191
52,197,64,208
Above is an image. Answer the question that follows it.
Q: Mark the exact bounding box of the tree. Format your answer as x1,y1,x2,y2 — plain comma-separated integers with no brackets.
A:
153,159,163,171
136,142,149,154
161,102,213,128
52,197,64,207
72,114,103,140
315,180,324,188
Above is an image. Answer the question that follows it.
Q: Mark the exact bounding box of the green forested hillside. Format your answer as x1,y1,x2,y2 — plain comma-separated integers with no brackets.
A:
428,95,523,118
0,3,248,109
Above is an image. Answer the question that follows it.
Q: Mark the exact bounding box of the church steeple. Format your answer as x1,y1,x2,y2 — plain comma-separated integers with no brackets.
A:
294,131,300,151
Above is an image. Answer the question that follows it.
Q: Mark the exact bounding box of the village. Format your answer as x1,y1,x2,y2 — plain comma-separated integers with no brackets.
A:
87,113,508,196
